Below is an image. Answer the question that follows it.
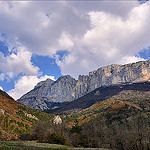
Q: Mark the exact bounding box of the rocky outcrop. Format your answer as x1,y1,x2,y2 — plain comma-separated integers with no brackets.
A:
53,116,62,124
0,109,5,115
25,113,39,120
18,60,150,110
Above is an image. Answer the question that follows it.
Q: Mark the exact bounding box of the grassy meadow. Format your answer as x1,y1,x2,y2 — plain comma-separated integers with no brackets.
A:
0,141,109,150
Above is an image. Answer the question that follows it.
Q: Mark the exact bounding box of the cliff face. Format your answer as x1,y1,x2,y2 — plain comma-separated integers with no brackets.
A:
74,60,150,99
18,76,77,110
17,60,150,110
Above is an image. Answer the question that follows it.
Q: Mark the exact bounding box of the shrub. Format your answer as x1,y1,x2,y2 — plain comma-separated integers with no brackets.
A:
47,133,66,145
20,133,32,141
0,115,3,123
10,125,14,130
17,121,24,127
70,125,82,134
13,127,19,134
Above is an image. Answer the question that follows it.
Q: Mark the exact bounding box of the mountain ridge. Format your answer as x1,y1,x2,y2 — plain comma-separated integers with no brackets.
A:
18,59,150,110
47,81,150,114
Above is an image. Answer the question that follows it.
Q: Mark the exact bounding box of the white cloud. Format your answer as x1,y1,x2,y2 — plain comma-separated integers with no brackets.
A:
56,3,150,78
0,1,89,80
58,32,74,50
0,86,3,91
8,75,55,100
120,56,145,65
0,73,5,81
0,46,39,78
0,1,150,80
0,1,89,56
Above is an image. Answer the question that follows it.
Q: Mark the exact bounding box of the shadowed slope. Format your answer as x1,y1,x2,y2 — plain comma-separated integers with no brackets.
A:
48,82,150,114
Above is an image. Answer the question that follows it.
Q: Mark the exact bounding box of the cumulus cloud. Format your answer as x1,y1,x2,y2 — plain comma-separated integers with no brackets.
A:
0,47,39,78
8,75,55,100
0,1,89,56
0,86,3,91
0,1,89,81
58,32,74,50
0,1,150,80
120,56,145,65
56,3,150,78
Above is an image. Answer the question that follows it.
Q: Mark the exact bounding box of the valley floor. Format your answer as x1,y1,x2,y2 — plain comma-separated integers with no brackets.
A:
0,141,109,150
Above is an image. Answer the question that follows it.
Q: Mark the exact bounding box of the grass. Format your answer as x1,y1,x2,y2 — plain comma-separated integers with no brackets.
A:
0,141,69,150
71,148,109,150
0,141,110,150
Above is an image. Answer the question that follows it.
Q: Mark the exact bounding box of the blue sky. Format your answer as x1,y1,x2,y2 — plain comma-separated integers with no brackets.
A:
0,0,150,99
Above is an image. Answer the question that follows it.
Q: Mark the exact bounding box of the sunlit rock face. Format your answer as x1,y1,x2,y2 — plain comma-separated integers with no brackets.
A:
0,109,5,115
74,60,150,98
18,76,77,110
18,60,150,110
53,116,62,124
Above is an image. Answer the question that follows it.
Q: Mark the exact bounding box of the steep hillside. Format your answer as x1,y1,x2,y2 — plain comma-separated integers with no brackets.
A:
18,60,150,111
61,99,142,128
49,82,150,114
0,89,54,140
62,99,150,149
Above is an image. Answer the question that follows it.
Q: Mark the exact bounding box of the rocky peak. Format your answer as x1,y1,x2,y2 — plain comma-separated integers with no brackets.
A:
18,60,150,111
35,78,54,89
52,75,77,85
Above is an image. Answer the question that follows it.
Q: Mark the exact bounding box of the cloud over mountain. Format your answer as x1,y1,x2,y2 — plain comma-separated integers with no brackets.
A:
0,1,150,96
57,3,149,77
0,1,147,79
0,86,3,91
8,75,55,100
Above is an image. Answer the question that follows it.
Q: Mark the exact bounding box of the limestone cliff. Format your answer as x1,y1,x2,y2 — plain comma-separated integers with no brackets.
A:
18,76,77,110
17,60,150,110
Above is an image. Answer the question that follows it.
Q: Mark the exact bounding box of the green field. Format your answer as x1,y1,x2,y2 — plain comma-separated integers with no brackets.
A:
0,141,109,150
0,141,68,150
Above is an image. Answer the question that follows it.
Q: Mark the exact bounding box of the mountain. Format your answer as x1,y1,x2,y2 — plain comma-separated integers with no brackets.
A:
18,60,150,111
47,82,150,114
0,89,53,140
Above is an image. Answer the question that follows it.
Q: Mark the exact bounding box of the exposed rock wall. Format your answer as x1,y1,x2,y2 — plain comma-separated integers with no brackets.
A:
18,76,77,110
18,60,150,110
53,115,62,124
0,109,5,115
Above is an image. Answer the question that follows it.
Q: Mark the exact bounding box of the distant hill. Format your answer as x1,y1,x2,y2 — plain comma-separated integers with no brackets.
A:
18,60,150,111
0,89,54,140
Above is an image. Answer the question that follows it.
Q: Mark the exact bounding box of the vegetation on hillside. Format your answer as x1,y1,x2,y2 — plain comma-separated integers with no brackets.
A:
27,109,150,150
0,90,54,140
23,86,150,150
1,82,150,150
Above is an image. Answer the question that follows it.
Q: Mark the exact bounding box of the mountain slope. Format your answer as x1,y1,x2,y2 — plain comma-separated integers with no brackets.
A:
18,60,150,110
49,82,150,114
0,89,54,140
